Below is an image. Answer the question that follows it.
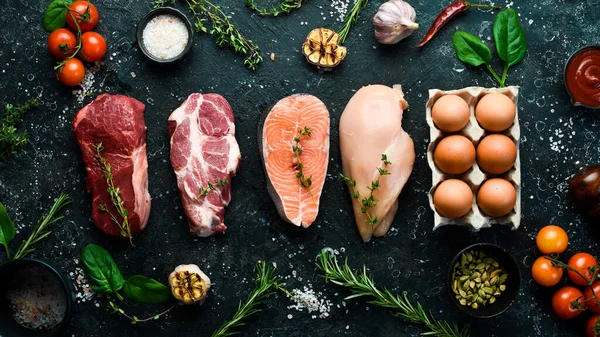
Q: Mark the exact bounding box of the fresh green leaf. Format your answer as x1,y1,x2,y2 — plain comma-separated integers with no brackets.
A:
124,275,172,304
493,8,527,67
452,31,492,67
43,0,73,32
0,202,16,258
81,244,125,297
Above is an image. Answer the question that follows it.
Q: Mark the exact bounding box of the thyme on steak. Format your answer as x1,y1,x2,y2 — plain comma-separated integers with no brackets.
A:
244,0,305,16
94,143,133,244
197,179,229,199
339,154,391,227
152,0,263,70
292,126,316,203
0,98,38,160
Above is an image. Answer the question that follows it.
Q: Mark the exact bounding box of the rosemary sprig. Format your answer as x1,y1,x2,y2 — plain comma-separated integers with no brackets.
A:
337,0,369,43
94,143,133,244
109,302,176,324
153,0,263,70
198,179,229,198
13,193,71,260
244,0,304,16
212,261,279,337
316,250,470,337
340,154,391,226
0,98,37,160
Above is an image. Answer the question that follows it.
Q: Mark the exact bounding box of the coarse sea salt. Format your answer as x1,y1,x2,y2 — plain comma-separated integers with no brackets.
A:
142,14,189,60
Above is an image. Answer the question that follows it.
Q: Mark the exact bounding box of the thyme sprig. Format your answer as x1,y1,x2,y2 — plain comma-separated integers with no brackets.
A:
94,143,133,244
337,0,369,43
109,302,176,324
0,98,37,160
340,154,391,226
244,0,304,16
211,261,279,337
292,127,315,199
153,0,263,70
198,179,229,198
316,250,470,337
546,254,600,311
13,193,71,260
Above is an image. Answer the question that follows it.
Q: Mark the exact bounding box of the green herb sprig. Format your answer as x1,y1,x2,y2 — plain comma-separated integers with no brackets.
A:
316,250,470,337
452,8,526,87
337,0,369,43
109,302,176,324
340,154,391,226
0,98,37,160
212,261,279,337
292,127,315,202
0,193,70,260
94,143,133,244
198,179,229,198
244,0,304,16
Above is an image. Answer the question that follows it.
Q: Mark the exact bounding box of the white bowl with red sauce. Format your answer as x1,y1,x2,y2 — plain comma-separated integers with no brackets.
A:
564,45,600,109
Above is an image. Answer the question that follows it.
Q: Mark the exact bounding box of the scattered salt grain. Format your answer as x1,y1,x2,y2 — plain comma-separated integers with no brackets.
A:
285,285,333,318
142,14,189,60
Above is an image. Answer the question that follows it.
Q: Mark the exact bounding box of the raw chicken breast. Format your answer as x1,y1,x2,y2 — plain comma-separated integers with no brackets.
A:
339,85,415,242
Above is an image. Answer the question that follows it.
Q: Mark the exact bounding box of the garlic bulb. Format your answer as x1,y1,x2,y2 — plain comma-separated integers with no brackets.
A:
168,264,211,305
373,0,418,45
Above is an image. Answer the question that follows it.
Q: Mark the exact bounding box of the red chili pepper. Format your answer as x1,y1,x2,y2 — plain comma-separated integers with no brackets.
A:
417,1,501,47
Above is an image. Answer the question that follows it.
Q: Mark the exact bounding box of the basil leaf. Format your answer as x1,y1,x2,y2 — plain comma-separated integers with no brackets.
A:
43,0,73,32
0,202,16,257
493,8,527,67
452,31,492,67
81,244,125,295
124,275,172,304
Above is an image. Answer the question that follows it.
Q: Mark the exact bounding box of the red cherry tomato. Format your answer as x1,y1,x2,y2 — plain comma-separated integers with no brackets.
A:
584,282,600,313
552,286,584,319
567,253,599,286
531,256,563,287
57,58,85,86
80,32,106,62
587,314,600,337
47,28,77,59
66,1,99,32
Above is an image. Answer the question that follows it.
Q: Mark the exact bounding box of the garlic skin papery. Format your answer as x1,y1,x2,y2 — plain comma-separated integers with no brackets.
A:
373,0,419,45
168,264,211,305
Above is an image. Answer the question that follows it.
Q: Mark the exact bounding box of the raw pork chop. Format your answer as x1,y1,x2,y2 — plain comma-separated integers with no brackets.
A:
73,94,151,238
260,94,330,227
339,85,415,242
168,93,241,237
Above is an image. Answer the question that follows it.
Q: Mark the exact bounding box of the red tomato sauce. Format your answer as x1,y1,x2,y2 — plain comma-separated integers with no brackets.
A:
565,47,600,108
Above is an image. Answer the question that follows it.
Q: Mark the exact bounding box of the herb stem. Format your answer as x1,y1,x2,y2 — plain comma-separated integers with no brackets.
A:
292,127,315,204
244,0,304,16
0,98,38,160
485,64,503,86
4,244,10,260
337,0,369,43
109,302,176,324
500,62,509,87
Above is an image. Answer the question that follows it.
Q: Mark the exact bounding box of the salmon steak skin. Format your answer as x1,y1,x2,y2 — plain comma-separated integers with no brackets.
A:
73,94,151,239
168,93,241,237
339,85,415,242
260,94,330,228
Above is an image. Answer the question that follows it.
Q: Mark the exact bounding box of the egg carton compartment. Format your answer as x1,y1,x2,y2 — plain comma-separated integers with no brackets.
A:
426,86,521,231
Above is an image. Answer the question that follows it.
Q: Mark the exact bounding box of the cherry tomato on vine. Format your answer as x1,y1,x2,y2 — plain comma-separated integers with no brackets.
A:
584,282,600,313
532,256,563,287
57,58,85,86
552,286,584,319
587,314,600,337
567,253,599,286
536,225,568,254
80,32,106,62
47,28,77,59
66,1,99,32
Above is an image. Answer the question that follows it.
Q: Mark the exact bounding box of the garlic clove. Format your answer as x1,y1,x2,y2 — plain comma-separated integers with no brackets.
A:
168,264,211,305
373,0,418,45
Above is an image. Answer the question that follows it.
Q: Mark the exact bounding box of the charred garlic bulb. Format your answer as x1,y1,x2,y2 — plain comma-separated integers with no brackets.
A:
302,28,347,70
168,264,211,305
373,0,418,45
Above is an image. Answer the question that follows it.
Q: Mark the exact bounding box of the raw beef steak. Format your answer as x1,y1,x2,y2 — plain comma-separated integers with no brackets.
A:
73,94,151,238
168,93,241,237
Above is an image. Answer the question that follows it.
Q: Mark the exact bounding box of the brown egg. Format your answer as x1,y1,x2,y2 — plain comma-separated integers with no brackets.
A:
433,179,473,218
434,135,476,174
476,134,517,174
475,93,516,132
477,178,517,217
432,95,470,132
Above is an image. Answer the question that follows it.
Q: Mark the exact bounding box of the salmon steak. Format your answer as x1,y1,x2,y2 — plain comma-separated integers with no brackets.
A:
260,94,330,228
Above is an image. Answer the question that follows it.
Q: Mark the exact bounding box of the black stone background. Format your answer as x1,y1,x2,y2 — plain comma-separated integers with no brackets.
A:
1,0,600,336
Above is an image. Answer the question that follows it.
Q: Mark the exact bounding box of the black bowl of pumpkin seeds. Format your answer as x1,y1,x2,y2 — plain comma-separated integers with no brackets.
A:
447,243,520,318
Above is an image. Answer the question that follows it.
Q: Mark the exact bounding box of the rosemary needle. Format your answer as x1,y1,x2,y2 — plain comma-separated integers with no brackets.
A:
316,250,470,337
337,0,369,44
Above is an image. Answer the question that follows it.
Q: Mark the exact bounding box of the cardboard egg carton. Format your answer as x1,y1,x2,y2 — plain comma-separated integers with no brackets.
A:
426,86,521,231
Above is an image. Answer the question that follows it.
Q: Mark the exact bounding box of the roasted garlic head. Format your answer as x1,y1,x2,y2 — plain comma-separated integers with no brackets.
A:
168,264,211,305
302,28,347,69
